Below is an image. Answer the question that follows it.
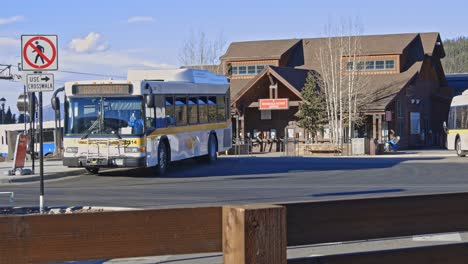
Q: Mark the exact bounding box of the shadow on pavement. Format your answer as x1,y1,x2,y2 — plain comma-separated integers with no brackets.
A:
95,156,444,179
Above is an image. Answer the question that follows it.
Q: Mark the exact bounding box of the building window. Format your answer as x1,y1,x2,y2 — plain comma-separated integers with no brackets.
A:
356,61,365,70
238,66,247,75
375,60,385,70
385,60,395,69
231,66,238,75
247,66,256,74
410,112,420,135
231,64,269,75
346,59,395,72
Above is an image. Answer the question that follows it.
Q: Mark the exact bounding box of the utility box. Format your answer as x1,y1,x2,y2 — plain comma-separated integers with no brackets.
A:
351,138,366,155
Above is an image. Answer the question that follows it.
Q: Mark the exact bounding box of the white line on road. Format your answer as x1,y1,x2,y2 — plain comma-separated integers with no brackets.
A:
412,233,462,242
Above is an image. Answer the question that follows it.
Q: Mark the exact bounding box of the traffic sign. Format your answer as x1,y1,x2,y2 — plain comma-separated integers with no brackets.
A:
26,73,54,92
21,35,58,71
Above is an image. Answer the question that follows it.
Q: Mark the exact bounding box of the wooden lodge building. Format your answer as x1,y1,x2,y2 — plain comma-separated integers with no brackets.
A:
215,32,451,152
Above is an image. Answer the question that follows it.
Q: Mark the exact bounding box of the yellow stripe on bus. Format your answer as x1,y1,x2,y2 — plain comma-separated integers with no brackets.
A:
448,129,468,135
147,120,231,138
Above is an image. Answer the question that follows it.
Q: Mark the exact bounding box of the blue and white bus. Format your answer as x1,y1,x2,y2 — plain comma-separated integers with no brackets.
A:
61,69,232,174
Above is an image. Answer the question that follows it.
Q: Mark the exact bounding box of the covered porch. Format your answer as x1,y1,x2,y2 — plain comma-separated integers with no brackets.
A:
231,66,309,153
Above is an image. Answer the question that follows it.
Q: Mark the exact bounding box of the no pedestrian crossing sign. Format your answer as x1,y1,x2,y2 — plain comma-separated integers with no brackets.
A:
26,73,54,92
21,35,58,71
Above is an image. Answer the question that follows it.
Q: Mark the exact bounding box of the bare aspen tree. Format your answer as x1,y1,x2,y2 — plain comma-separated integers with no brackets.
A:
316,18,369,147
178,30,227,73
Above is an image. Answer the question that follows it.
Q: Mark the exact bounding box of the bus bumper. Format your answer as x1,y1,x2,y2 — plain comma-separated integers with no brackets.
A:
63,157,146,168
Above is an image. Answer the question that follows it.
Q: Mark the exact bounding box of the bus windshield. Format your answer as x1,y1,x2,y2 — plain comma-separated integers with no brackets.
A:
65,97,144,136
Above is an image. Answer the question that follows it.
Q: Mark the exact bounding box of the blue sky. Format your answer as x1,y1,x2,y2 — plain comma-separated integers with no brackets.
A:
1,0,467,111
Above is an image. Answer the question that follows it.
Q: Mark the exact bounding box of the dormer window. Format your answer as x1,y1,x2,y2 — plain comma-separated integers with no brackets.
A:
346,59,396,72
231,64,270,76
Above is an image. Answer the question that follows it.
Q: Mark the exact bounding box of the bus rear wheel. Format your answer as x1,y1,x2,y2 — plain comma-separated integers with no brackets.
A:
205,134,218,163
85,167,99,174
456,138,466,157
156,141,169,175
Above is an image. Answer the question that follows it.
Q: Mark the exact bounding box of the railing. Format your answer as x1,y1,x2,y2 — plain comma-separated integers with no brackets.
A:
2,192,468,263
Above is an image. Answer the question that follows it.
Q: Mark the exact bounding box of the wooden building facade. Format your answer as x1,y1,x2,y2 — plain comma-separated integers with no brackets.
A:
217,32,451,151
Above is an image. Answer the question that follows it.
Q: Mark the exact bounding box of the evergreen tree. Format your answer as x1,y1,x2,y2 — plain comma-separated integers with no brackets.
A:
296,72,328,138
4,107,13,124
442,36,468,73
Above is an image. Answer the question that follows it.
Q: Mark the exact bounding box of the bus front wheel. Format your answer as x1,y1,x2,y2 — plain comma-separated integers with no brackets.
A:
156,141,169,175
85,167,99,174
456,138,466,157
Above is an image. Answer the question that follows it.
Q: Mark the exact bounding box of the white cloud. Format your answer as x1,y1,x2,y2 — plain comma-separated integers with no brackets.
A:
68,32,109,53
0,37,19,47
60,49,175,70
127,16,154,23
0,15,24,25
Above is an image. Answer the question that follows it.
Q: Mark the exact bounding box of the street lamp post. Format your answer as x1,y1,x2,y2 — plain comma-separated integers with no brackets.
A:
0,97,6,124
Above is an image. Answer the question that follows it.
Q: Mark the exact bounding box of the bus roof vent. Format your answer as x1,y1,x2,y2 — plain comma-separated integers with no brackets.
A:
127,69,228,84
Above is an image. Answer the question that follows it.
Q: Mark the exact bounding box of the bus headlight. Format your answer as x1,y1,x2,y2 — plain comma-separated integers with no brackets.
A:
66,147,78,153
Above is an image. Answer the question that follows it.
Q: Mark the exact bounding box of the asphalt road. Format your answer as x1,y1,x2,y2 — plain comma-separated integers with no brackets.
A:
1,151,468,208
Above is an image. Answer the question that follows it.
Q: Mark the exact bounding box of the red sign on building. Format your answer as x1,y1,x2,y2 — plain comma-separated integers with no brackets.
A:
259,99,289,110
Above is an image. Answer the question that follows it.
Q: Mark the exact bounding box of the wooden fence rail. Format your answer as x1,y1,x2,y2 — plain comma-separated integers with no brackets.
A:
1,192,468,263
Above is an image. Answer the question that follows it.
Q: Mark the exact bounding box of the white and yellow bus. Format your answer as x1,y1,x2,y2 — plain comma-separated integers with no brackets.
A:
59,69,232,174
445,89,468,157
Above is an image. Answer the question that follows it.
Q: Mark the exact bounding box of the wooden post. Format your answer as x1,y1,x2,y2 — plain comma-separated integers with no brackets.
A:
378,114,382,141
240,114,245,141
223,204,286,264
372,114,377,139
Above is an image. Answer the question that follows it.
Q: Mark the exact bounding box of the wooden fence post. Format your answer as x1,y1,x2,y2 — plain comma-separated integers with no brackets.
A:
223,204,286,264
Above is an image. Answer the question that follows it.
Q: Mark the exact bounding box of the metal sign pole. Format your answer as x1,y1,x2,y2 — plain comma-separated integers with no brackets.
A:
39,91,44,213
31,92,35,174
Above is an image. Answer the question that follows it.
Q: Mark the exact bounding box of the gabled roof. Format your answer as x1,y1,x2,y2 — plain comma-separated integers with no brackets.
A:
270,66,310,93
304,33,419,57
220,39,300,61
232,66,311,104
420,32,445,57
364,62,422,111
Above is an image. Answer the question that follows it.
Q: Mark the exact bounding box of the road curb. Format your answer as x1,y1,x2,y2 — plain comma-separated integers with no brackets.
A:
0,168,87,184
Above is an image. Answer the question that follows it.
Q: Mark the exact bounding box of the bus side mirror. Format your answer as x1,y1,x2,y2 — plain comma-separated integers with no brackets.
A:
443,121,447,133
51,97,60,111
145,95,154,108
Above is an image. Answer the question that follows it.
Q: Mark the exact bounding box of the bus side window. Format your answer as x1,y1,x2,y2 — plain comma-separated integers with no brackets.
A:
448,107,454,129
155,95,166,128
199,97,208,123
217,95,226,122
188,97,198,124
175,97,187,126
145,96,155,129
208,96,217,123
456,106,462,129
165,96,175,126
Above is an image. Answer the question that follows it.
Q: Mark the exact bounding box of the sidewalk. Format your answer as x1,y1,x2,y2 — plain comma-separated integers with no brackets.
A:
0,159,86,184
236,148,456,158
